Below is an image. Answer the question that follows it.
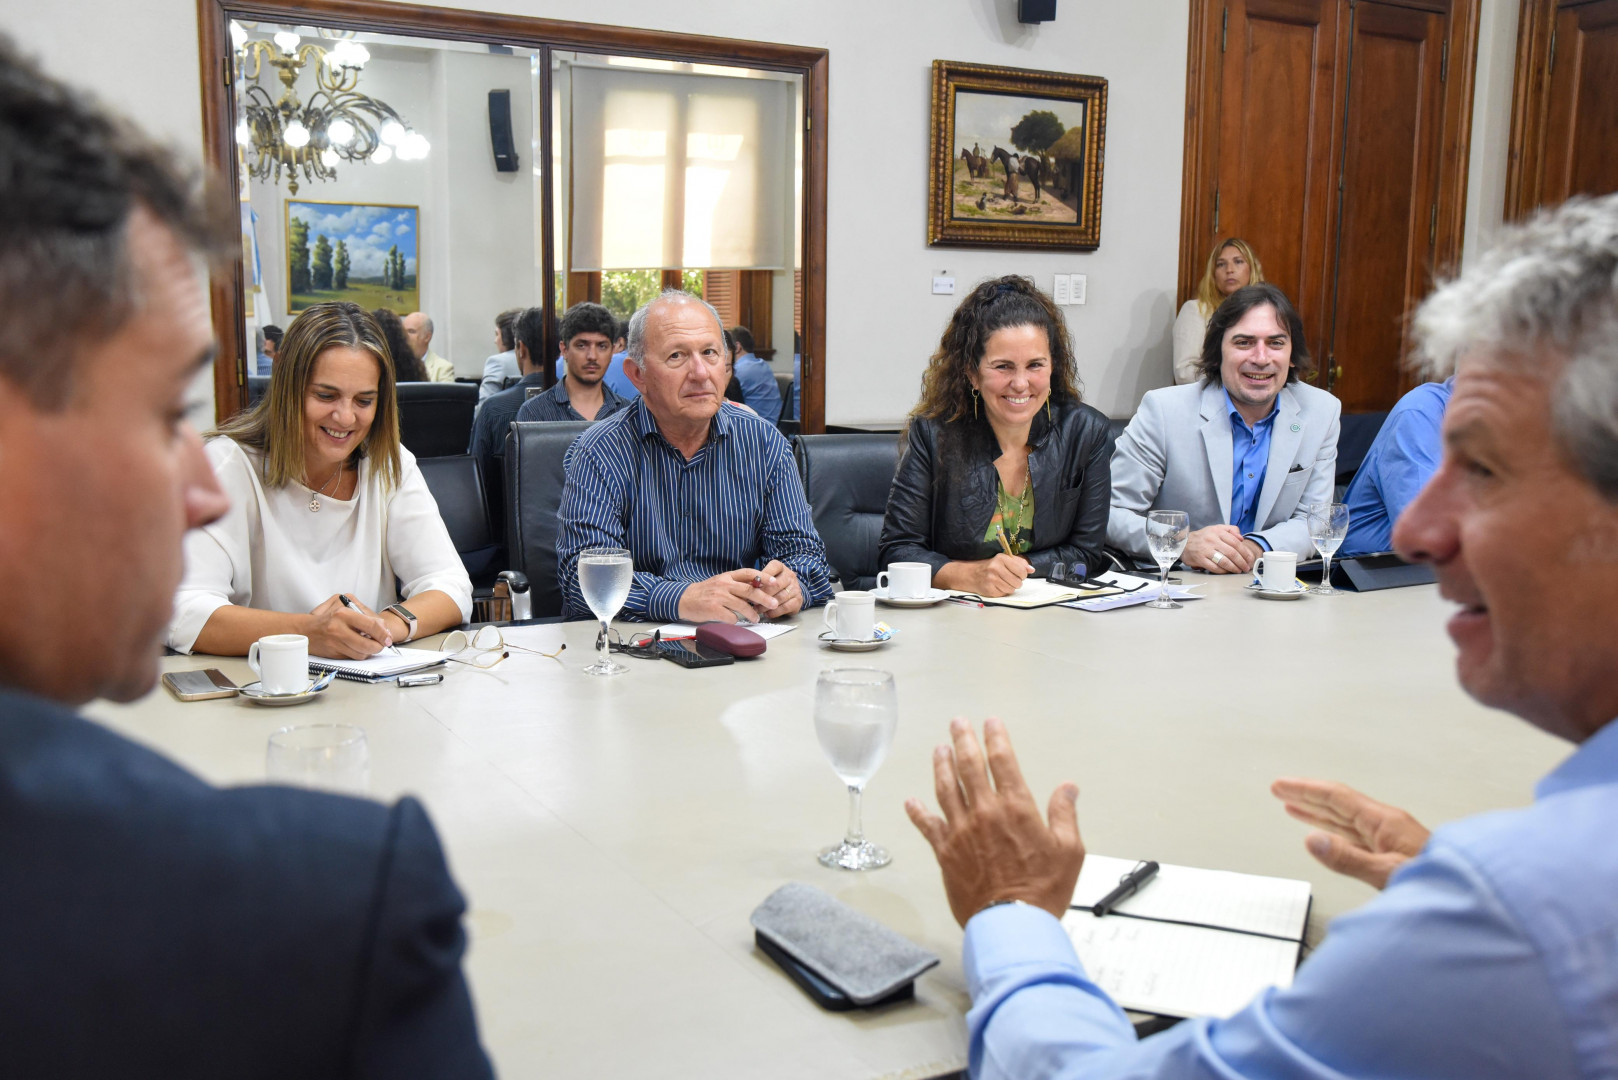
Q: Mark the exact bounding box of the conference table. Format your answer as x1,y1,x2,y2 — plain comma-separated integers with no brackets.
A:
87,575,1567,1079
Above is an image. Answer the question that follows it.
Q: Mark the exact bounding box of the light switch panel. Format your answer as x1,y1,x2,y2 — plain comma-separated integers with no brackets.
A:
1052,274,1071,305
1070,274,1087,305
932,276,955,295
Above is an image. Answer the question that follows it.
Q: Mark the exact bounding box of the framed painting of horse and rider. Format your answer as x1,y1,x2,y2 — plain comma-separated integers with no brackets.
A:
927,60,1108,249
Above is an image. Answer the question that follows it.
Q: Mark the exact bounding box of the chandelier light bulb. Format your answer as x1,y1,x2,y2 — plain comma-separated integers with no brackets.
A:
370,145,393,165
229,23,248,51
321,148,339,168
400,132,431,161
235,120,250,144
327,118,355,144
273,30,300,53
379,120,405,146
283,119,310,148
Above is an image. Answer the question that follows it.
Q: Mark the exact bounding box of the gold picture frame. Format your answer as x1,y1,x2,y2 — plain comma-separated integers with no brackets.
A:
927,61,1108,250
285,198,420,315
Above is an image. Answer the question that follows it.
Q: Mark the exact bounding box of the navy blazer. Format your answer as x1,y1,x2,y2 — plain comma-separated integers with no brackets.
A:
0,688,493,1079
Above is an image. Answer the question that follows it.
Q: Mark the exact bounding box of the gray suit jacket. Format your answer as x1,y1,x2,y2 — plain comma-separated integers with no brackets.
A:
1108,380,1341,559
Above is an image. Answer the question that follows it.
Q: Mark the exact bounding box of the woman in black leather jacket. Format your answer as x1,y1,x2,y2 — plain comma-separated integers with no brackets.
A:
879,275,1112,597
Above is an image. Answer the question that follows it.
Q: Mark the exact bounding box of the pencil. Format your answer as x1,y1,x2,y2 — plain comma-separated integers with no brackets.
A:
994,524,1016,559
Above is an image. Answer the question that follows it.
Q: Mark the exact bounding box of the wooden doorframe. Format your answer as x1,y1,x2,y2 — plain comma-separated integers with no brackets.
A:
197,0,829,431
1177,0,1480,316
1503,0,1560,220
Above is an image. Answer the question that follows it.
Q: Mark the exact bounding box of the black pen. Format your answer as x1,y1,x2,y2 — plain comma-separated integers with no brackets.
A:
1092,860,1159,916
338,594,401,655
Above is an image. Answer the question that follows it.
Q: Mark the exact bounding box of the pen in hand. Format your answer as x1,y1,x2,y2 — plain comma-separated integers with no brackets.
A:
338,594,401,655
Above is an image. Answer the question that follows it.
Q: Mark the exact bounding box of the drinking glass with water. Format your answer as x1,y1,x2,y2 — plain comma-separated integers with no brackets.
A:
579,547,633,676
1145,510,1190,609
814,668,898,870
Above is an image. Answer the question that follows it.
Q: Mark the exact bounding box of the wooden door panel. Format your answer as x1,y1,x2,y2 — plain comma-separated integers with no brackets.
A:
1544,0,1618,202
1215,0,1338,355
1328,1,1445,411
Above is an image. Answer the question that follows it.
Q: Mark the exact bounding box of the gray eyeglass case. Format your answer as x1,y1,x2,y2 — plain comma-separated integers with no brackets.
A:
750,882,940,1007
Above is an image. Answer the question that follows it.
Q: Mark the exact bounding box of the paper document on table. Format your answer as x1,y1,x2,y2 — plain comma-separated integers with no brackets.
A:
1062,572,1203,612
1062,854,1311,1019
948,577,1083,609
656,621,797,641
308,648,452,682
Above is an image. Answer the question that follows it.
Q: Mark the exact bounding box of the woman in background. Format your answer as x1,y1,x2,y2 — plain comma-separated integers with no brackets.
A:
373,307,428,382
879,276,1112,597
1173,237,1264,384
168,302,471,658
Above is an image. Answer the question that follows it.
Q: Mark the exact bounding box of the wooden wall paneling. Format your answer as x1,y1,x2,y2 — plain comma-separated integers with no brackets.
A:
1505,0,1557,218
1324,1,1447,411
1432,0,1481,278
801,50,828,433
1177,0,1224,305
1541,0,1618,203
197,0,245,419
737,270,773,357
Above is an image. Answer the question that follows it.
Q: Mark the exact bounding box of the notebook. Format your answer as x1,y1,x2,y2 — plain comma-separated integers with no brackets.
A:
947,577,1089,609
1061,854,1312,1020
308,648,452,683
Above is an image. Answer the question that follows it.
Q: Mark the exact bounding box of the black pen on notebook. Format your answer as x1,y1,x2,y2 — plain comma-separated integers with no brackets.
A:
1092,860,1160,917
338,594,400,655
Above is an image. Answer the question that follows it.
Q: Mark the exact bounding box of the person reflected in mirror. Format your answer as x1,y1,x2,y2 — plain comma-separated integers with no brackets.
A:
169,301,471,658
371,307,426,383
1174,237,1265,385
253,325,272,377
518,301,628,424
1109,283,1340,574
1340,376,1454,557
403,310,454,382
907,194,1618,1079
880,275,1112,598
262,323,283,365
556,290,833,623
0,37,491,1075
476,307,521,403
728,325,782,424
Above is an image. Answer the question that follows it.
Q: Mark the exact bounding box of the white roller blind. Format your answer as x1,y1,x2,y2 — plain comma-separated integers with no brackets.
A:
569,65,794,271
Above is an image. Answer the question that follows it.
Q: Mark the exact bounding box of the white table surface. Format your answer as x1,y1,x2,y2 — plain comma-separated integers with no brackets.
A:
86,575,1569,1079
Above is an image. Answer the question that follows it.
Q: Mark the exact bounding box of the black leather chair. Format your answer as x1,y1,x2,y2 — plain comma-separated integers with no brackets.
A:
774,372,794,409
246,376,269,409
504,421,593,618
792,433,900,590
416,454,502,612
1335,410,1390,498
397,382,478,459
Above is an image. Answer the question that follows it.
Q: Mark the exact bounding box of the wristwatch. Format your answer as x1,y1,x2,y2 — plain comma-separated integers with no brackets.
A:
383,603,418,643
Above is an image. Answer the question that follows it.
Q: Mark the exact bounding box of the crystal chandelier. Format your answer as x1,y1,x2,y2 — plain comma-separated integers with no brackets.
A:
235,27,430,195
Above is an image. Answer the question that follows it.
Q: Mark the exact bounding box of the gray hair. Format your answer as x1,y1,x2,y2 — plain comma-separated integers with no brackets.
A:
412,313,434,336
625,289,724,363
1414,194,1618,500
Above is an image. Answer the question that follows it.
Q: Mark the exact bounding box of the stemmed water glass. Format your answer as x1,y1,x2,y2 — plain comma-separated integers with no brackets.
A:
814,668,898,871
1145,510,1191,609
579,547,633,676
1307,503,1351,595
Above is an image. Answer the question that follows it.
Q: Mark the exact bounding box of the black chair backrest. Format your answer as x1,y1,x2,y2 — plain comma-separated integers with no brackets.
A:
792,433,900,590
1105,416,1129,457
774,371,794,406
505,420,593,618
1336,410,1390,486
246,376,269,409
397,382,478,459
416,454,501,590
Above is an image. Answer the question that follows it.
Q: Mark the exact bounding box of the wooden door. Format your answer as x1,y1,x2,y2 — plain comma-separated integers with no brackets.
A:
1508,0,1618,216
1323,1,1447,411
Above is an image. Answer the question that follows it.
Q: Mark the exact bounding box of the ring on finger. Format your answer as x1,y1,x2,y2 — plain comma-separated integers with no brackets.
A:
1211,550,1225,565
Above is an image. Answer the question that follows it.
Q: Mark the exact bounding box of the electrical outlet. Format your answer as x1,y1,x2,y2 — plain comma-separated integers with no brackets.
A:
932,276,955,295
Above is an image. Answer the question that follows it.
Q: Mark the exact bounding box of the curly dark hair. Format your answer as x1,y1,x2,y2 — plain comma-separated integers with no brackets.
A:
1195,283,1314,385
913,275,1082,423
558,301,616,346
372,308,427,382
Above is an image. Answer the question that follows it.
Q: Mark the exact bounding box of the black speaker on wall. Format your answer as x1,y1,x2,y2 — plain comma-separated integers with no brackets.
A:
488,89,519,173
1018,0,1056,23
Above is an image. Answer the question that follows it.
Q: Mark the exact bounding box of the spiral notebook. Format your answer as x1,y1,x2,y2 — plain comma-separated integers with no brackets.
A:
1061,855,1312,1020
307,649,452,683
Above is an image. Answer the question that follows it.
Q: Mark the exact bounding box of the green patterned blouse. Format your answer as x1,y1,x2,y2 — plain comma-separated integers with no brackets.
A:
982,477,1035,555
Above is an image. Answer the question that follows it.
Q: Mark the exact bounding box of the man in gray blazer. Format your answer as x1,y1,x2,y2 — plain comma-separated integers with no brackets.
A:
1109,283,1340,573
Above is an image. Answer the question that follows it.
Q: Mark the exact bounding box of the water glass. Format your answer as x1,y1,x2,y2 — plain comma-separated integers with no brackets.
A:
1306,502,1351,595
266,724,369,795
814,668,898,871
579,547,633,676
1145,510,1191,609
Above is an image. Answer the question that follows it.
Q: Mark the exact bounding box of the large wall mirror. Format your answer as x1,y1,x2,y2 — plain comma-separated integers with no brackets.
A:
199,0,828,430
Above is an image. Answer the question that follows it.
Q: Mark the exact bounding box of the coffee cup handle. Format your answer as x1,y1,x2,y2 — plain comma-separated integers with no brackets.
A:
247,641,263,679
1252,554,1267,584
822,601,838,634
876,571,890,592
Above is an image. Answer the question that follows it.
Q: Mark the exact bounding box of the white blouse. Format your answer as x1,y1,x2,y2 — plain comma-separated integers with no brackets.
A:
1172,299,1208,386
168,437,473,653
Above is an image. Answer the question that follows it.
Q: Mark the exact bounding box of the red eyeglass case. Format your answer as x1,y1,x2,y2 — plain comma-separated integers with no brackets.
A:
696,622,767,658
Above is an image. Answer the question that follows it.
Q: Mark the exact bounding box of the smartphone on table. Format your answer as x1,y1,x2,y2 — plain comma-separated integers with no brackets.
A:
656,639,734,669
162,668,239,701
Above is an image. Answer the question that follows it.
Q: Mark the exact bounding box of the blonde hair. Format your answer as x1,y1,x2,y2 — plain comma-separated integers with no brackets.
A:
1196,238,1265,317
212,301,401,490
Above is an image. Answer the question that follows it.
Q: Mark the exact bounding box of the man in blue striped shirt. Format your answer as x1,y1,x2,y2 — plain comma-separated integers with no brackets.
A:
556,290,834,623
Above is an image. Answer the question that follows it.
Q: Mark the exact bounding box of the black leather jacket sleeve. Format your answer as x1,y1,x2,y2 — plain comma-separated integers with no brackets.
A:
878,419,951,577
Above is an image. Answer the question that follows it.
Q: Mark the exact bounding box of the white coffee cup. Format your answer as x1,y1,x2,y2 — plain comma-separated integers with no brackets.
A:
248,634,310,695
877,562,931,599
822,591,877,641
1253,551,1300,592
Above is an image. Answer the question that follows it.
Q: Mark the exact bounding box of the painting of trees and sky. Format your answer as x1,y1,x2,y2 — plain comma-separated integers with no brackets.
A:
285,201,418,315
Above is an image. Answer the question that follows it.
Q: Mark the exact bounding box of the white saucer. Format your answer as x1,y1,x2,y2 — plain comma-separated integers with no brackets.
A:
239,671,335,706
1247,582,1308,601
872,587,949,608
818,626,897,652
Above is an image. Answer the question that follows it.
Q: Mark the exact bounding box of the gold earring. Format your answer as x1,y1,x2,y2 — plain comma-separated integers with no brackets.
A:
971,388,980,419
1046,398,1054,423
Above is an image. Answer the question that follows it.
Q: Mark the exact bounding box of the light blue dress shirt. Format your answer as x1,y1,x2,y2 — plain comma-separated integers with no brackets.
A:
556,398,834,621
1342,378,1453,556
960,717,1618,1079
1225,390,1277,537
732,352,782,425
554,351,640,401
790,354,801,421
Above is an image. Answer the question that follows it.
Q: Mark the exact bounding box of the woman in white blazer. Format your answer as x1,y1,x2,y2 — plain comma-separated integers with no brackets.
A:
1172,238,1265,385
169,302,472,658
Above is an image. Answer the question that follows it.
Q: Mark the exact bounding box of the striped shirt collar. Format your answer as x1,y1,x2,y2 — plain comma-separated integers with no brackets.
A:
629,395,733,447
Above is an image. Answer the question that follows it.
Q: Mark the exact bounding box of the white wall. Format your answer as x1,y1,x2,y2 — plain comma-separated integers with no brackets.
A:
7,0,1522,421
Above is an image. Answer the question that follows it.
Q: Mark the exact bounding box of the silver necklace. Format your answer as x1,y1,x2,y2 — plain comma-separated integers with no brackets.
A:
307,464,344,512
